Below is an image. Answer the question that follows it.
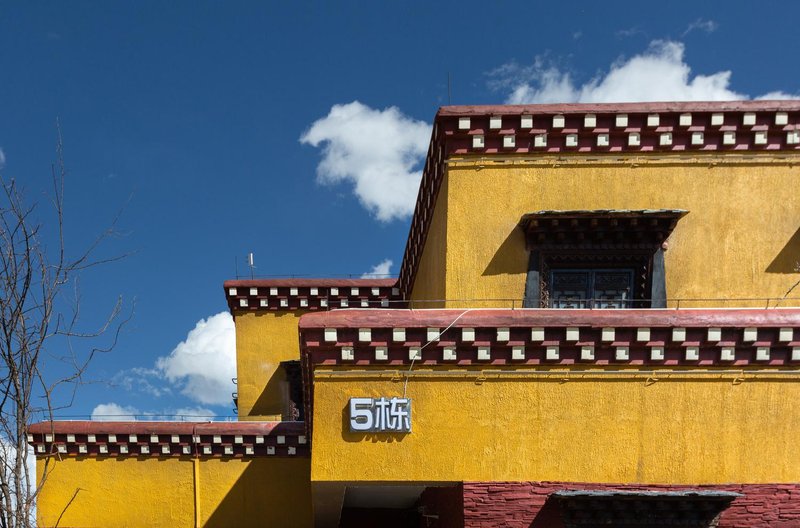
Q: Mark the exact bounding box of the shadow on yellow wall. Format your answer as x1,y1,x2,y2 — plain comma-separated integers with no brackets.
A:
247,361,290,418
766,226,800,274
202,457,313,527
236,311,305,421
481,226,528,277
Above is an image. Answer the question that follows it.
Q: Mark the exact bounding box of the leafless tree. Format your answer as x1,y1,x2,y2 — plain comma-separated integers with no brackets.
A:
0,127,128,528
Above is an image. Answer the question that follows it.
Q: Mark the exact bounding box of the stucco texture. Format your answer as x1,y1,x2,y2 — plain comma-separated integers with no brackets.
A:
37,456,312,527
409,174,449,308
410,153,800,308
310,370,800,484
235,310,306,420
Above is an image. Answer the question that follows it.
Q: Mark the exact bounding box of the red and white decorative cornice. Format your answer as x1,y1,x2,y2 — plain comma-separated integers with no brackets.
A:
224,278,404,314
27,421,308,458
440,101,800,155
396,100,800,299
299,308,800,368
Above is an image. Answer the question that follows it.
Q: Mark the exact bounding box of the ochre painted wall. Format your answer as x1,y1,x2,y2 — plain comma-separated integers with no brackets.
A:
310,369,800,484
199,458,312,527
409,174,449,308
433,154,800,307
235,310,307,420
37,456,312,527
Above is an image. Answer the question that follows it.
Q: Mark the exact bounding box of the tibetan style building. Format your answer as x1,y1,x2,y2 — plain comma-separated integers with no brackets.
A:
31,101,800,527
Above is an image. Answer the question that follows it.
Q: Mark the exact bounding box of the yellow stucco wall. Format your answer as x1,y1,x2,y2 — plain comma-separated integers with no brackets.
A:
37,456,312,527
409,174,449,308
235,310,307,420
429,153,800,307
310,369,800,485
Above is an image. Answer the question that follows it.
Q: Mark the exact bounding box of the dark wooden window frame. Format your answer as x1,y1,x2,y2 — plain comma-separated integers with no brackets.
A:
548,267,636,309
520,210,682,309
525,249,662,308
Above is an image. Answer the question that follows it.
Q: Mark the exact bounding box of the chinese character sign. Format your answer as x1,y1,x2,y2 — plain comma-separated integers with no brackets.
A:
349,397,412,433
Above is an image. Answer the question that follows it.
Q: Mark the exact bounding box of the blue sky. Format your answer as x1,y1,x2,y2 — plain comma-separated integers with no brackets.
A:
0,1,798,420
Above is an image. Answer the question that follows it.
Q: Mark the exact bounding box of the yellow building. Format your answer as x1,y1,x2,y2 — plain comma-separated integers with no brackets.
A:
31,100,800,527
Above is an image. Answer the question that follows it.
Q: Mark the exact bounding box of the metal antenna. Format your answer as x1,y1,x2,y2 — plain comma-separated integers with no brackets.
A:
247,252,255,279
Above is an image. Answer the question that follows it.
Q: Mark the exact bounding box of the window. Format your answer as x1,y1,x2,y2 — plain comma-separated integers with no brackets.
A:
280,360,304,421
549,268,634,308
519,210,687,309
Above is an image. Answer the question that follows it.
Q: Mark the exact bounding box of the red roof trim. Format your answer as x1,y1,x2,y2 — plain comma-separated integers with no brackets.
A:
297,308,800,330
224,278,397,288
27,421,308,458
437,100,800,115
28,420,304,435
223,279,406,314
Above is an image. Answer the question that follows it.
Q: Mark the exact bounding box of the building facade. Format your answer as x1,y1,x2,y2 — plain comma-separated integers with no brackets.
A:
31,100,800,527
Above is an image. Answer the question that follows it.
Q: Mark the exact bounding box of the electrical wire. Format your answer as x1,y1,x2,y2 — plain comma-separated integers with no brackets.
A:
402,308,475,398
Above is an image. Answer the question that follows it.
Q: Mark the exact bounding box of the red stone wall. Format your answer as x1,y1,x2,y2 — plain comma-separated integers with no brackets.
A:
462,481,800,528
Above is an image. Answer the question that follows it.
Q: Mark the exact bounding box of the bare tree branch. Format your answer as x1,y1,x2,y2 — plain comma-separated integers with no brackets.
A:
0,126,128,527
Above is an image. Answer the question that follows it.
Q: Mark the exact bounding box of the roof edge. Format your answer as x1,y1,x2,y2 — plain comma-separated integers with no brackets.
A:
28,420,305,435
437,100,800,116
297,307,800,329
224,278,397,288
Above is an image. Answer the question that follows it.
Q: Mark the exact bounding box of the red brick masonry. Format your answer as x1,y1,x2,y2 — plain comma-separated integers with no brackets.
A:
461,481,800,527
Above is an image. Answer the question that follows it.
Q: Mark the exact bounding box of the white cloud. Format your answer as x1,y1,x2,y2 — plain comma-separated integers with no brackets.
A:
105,312,235,409
615,26,646,39
0,148,6,168
757,91,800,100
492,40,797,105
91,403,217,421
361,259,393,278
492,57,581,104
682,18,718,37
112,367,172,398
172,406,215,419
300,101,431,222
155,312,236,406
91,403,140,421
